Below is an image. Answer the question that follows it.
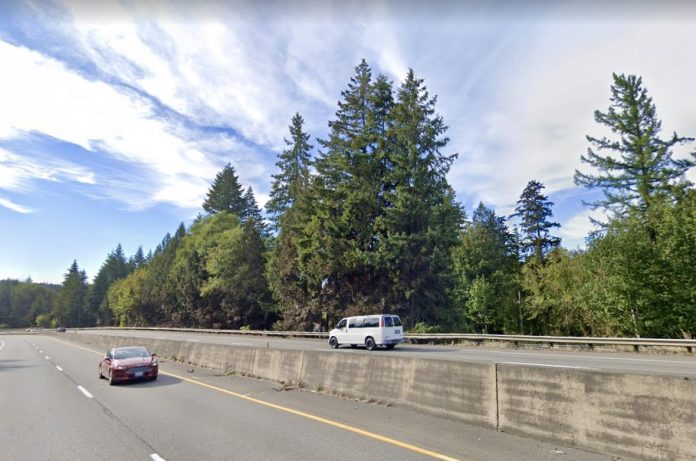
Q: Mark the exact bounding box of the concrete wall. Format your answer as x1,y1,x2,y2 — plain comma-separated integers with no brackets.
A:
56,332,696,461
497,364,696,461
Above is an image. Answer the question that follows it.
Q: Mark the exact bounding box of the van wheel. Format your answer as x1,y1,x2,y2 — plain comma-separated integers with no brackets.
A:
365,337,376,351
329,337,339,349
386,344,396,350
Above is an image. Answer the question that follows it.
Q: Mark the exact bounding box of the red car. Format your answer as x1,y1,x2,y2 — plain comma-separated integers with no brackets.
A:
99,346,158,385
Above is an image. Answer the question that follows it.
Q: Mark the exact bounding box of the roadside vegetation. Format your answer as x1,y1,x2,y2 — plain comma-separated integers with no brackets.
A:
1,63,694,338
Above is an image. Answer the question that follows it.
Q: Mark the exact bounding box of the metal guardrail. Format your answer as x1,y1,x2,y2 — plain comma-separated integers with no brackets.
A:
73,327,696,352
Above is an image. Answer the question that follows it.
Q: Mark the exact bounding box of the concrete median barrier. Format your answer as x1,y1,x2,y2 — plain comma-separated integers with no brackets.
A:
53,332,696,460
497,364,696,461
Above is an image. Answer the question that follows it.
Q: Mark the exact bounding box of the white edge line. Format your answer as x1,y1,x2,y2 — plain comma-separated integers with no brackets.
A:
45,356,50,360
151,454,167,461
56,366,63,372
77,385,93,399
499,361,601,371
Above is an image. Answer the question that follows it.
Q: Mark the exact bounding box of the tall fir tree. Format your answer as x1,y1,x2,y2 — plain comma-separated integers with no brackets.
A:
512,180,560,261
266,113,313,230
87,244,130,325
56,261,88,327
202,164,247,217
379,69,463,327
574,74,695,228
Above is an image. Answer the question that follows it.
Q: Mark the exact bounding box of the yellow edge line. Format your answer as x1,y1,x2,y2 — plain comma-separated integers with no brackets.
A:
48,336,461,461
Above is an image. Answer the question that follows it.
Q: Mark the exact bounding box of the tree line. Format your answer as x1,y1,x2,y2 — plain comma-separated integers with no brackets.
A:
2,63,694,338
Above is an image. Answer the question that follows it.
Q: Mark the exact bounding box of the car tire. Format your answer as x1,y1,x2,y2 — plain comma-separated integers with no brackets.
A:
108,369,115,386
98,365,104,379
386,344,396,350
329,337,339,349
151,374,158,381
365,337,376,351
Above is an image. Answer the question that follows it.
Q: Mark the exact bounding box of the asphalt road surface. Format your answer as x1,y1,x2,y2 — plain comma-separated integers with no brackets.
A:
76,328,696,377
1,334,621,461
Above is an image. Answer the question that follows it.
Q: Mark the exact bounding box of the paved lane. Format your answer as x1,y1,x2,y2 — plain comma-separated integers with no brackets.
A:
0,336,157,460
75,329,696,377
2,335,617,461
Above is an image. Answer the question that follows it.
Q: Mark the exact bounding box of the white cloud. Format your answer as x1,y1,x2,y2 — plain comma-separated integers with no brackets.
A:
0,147,96,192
559,208,608,249
0,196,34,214
446,21,696,220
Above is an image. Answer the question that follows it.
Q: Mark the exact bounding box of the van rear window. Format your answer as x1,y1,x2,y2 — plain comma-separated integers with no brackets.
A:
391,316,402,327
384,317,394,327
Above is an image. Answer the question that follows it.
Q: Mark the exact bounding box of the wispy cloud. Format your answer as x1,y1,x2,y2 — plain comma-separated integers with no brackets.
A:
0,196,33,214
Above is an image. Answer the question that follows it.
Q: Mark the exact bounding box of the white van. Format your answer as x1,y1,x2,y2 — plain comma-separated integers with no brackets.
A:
328,314,404,350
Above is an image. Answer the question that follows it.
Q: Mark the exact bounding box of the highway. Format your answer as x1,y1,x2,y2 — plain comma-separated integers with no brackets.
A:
76,328,696,377
0,334,618,461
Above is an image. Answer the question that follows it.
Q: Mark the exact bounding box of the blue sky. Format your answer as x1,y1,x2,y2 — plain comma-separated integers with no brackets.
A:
1,0,695,284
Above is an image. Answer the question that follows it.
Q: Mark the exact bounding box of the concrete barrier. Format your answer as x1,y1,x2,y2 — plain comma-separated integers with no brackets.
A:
54,332,696,461
497,364,696,461
300,350,497,428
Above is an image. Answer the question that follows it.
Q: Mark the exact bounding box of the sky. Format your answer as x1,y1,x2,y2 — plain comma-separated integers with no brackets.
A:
1,0,695,284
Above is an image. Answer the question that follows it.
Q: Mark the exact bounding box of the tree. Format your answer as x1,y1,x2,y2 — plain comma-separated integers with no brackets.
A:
379,68,463,327
453,203,520,333
574,73,695,228
512,180,560,261
56,261,88,327
87,244,130,325
266,112,313,229
202,164,247,217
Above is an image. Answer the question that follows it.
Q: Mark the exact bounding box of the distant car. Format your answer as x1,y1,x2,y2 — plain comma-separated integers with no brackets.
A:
329,314,404,350
57,326,66,332
99,346,158,385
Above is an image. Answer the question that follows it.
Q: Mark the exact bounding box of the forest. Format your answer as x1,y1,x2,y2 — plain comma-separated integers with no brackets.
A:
2,61,694,338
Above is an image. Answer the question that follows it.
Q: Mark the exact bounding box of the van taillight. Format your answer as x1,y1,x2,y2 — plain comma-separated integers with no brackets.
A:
380,318,384,327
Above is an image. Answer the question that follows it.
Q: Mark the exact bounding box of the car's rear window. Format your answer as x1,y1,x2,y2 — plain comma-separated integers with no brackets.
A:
384,316,394,327
391,316,402,327
114,348,149,359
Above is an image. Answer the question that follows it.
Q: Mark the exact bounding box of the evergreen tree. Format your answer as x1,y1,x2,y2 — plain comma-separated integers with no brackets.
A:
574,74,695,227
202,164,247,217
512,180,560,261
87,244,130,325
298,60,393,323
56,261,88,327
266,113,313,229
379,69,463,327
129,246,146,270
453,203,519,333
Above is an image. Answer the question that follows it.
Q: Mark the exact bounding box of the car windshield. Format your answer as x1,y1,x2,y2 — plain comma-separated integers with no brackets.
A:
113,348,150,360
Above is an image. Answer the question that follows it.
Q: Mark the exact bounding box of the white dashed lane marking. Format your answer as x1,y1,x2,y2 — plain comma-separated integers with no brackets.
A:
77,385,93,399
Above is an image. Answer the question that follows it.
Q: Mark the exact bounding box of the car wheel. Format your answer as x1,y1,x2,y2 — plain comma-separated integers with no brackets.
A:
98,365,104,379
386,344,396,350
108,369,115,386
329,337,339,349
365,337,376,351
151,374,158,381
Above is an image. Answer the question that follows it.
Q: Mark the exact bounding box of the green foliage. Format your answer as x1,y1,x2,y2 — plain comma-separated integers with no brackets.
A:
453,203,520,333
0,279,58,328
409,322,443,334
